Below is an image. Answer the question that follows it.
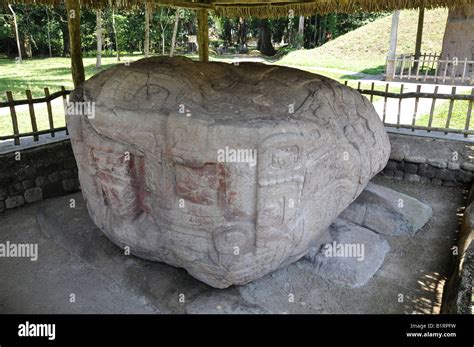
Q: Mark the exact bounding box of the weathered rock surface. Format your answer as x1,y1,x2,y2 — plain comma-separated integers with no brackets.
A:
67,56,390,288
339,182,432,236
301,219,390,288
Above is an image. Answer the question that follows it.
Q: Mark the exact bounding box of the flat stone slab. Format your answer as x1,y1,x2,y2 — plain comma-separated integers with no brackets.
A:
339,182,433,236
302,219,390,288
67,56,390,288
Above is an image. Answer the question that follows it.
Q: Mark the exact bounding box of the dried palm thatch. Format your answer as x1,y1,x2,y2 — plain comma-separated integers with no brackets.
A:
0,0,473,17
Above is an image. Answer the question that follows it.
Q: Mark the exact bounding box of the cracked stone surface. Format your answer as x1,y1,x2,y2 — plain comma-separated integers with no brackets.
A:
67,56,390,288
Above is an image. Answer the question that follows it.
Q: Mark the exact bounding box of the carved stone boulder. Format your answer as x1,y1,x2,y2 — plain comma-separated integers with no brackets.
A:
67,57,390,288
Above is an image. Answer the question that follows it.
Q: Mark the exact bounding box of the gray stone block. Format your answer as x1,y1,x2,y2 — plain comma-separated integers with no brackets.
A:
404,155,426,164
5,195,25,209
48,172,60,183
389,152,404,161
428,159,448,169
302,219,390,288
431,178,443,186
24,187,43,203
8,183,23,195
393,170,404,180
436,169,456,182
385,160,398,171
62,179,76,192
405,173,421,183
0,201,5,213
404,163,419,174
457,170,473,183
339,182,432,236
447,162,461,171
461,162,474,172
419,163,437,178
35,176,49,187
21,180,35,190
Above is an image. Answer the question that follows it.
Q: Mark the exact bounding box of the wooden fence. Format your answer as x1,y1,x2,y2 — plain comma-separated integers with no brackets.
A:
346,81,474,137
1,83,474,145
0,87,70,145
388,53,474,85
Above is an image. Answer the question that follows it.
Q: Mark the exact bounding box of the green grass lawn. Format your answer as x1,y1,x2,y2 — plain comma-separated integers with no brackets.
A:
0,54,146,102
0,55,146,137
416,95,474,130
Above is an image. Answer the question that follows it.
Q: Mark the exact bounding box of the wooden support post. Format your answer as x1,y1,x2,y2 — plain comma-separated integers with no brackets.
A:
414,7,425,70
197,9,209,62
385,11,400,80
44,87,55,137
6,91,20,145
25,90,39,141
65,0,85,87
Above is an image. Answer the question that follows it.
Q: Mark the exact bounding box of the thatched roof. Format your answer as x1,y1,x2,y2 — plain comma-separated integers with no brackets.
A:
1,0,473,17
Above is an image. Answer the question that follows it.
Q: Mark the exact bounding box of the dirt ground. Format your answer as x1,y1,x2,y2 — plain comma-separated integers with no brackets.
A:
0,176,466,314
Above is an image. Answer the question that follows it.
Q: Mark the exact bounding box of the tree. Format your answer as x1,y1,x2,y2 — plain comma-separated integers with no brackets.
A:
96,9,102,67
8,4,22,62
169,8,181,57
158,6,171,55
144,1,152,56
236,17,247,53
46,7,52,57
257,19,275,56
111,8,120,61
297,15,304,49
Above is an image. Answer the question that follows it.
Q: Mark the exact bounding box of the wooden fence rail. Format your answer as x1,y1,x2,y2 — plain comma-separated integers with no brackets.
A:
1,83,474,145
0,87,70,145
345,81,474,138
388,53,474,84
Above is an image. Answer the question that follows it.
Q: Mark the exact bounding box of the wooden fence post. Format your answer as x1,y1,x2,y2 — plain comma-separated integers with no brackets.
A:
6,91,20,145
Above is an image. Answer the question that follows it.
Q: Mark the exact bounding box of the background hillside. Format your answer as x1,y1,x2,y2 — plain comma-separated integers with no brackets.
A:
279,8,448,74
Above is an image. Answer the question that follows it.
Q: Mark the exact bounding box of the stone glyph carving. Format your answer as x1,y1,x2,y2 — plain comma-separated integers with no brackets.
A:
67,57,390,288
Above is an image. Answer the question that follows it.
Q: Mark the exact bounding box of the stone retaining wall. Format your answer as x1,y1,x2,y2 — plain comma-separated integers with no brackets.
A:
0,140,79,214
380,132,474,186
380,156,474,187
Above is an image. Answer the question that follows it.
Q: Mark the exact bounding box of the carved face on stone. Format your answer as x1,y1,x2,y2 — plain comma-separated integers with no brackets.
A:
67,57,390,288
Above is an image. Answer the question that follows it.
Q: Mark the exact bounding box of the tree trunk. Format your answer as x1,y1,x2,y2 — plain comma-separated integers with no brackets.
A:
169,8,180,57
112,9,120,61
8,4,22,63
237,17,247,53
96,9,102,67
144,1,152,57
46,8,52,57
297,16,304,49
257,19,275,56
60,21,70,57
162,34,165,55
